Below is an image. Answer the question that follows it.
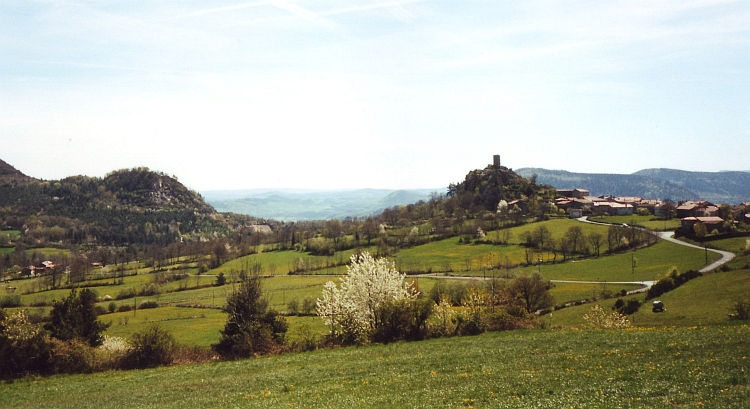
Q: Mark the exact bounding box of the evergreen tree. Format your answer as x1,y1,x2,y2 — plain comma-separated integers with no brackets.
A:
44,288,110,347
212,274,287,358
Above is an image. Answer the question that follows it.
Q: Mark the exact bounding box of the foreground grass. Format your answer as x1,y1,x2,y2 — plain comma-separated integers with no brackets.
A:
2,325,749,408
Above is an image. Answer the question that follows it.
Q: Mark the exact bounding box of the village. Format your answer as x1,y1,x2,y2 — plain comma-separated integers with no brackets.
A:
551,187,750,236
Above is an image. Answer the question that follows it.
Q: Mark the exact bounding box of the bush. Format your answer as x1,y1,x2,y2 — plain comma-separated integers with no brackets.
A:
138,283,161,296
116,287,136,300
729,299,750,320
287,298,300,315
646,268,701,300
0,294,21,308
138,300,159,310
371,298,433,343
108,302,117,314
0,310,54,378
583,304,631,329
117,304,133,313
49,338,95,374
301,297,316,315
613,298,641,315
120,325,177,369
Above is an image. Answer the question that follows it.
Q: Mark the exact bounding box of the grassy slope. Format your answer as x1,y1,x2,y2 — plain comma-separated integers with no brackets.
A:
2,325,749,408
550,268,750,328
588,215,682,231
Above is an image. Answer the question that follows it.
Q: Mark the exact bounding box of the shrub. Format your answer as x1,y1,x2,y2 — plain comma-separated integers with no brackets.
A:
0,294,21,308
287,298,300,315
0,310,54,378
96,335,131,371
427,296,457,337
117,304,133,313
729,299,750,320
116,287,136,300
583,304,630,329
301,297,316,315
646,268,701,300
371,298,433,343
138,283,161,296
108,302,117,314
49,338,95,374
138,300,159,310
120,325,177,369
613,299,641,315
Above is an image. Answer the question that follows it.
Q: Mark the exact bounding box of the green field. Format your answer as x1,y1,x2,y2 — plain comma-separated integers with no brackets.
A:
393,219,612,273
549,268,750,328
588,215,682,231
2,325,749,408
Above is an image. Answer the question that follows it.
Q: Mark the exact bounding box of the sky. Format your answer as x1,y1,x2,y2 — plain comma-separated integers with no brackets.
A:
1,0,748,191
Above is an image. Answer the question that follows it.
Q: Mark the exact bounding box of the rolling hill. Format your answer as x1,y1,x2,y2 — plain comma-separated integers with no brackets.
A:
517,167,750,204
202,188,439,221
0,160,227,245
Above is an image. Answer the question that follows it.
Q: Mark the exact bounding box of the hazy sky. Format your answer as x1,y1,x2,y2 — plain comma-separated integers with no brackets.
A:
1,1,748,191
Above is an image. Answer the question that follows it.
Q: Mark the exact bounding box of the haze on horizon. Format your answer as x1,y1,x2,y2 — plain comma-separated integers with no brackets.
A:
1,1,748,192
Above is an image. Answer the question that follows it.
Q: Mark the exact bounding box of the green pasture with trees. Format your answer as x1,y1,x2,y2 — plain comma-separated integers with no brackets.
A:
3,159,750,407
2,324,748,408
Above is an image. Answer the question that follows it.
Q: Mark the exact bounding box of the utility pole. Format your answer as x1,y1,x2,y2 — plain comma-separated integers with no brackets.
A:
705,243,708,264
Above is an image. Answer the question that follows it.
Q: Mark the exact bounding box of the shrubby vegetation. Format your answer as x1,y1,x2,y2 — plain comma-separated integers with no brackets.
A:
646,267,702,300
317,252,553,346
212,274,288,358
583,304,631,329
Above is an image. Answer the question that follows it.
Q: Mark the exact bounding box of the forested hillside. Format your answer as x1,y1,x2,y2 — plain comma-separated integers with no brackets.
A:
0,161,227,246
633,168,750,204
449,165,555,212
516,168,750,204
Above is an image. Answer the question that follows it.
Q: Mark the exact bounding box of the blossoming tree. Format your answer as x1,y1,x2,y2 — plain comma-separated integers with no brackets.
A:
317,251,417,342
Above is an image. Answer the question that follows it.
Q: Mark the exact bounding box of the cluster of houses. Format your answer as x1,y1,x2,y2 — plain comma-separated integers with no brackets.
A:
19,260,62,279
553,188,750,234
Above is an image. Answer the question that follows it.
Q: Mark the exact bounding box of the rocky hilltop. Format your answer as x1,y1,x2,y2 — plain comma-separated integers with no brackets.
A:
0,160,225,246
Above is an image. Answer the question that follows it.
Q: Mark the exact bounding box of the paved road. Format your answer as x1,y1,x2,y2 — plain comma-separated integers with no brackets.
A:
655,231,735,273
550,279,655,295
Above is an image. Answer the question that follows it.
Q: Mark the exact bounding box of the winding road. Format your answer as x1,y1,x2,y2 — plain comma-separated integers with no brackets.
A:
415,218,736,297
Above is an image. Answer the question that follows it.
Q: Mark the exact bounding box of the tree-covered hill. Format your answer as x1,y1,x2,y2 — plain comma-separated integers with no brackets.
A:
516,168,697,201
518,167,750,204
633,168,750,204
0,159,32,185
0,161,226,246
448,165,555,213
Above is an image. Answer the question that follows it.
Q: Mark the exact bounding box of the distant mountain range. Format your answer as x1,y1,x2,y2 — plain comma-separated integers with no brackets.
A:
516,168,750,204
202,188,439,221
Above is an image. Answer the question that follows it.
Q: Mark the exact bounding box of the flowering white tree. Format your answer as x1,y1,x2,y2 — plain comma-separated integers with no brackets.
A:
583,304,631,329
317,251,417,342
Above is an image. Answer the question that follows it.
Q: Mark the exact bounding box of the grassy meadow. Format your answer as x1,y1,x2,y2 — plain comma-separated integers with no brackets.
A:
588,215,682,231
4,217,750,407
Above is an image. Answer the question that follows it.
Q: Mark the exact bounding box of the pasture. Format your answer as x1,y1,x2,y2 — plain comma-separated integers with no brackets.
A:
2,324,748,408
